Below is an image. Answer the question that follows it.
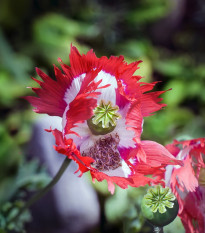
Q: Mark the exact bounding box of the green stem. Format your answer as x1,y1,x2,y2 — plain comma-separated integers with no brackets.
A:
8,157,71,224
153,226,164,233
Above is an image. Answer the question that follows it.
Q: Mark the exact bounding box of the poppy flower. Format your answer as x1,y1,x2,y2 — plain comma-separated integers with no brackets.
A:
26,45,182,193
165,138,205,233
179,186,205,233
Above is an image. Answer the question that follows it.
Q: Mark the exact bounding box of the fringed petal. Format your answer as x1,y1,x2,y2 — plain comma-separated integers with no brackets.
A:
171,156,198,192
63,69,103,136
91,170,158,194
46,128,95,175
62,45,132,78
165,138,205,233
179,187,205,233
25,67,72,116
126,100,143,143
140,89,169,117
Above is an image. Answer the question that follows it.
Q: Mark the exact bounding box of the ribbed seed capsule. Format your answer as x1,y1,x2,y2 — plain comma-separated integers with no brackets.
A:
87,100,121,135
141,185,179,227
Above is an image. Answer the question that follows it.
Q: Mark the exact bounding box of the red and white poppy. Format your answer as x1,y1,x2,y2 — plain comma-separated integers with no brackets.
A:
26,45,182,193
165,138,205,232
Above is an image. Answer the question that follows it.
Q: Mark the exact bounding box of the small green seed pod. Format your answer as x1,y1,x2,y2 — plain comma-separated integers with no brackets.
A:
141,185,179,227
87,100,121,135
87,117,116,135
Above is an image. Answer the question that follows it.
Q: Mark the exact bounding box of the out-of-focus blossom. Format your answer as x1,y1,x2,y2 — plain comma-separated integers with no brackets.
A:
165,138,205,233
26,45,182,193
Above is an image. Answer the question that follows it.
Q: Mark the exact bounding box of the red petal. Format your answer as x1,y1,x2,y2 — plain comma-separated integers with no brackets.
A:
168,137,205,173
47,128,95,175
69,46,97,77
130,141,184,166
25,67,72,116
165,143,181,157
63,69,103,135
91,170,158,194
173,138,205,148
117,61,142,98
126,100,143,143
170,156,198,192
140,90,168,117
178,187,205,233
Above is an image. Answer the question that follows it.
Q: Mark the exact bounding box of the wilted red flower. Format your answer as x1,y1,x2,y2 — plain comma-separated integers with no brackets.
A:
26,45,182,193
165,138,205,233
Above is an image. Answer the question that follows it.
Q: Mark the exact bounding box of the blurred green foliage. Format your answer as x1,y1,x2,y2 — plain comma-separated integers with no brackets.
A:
0,0,205,232
0,201,31,233
0,159,51,232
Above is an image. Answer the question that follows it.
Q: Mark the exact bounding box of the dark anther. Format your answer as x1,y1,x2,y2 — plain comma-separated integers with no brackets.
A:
82,133,121,171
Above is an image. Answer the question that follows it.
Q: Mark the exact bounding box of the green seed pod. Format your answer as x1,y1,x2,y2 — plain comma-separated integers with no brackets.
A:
141,185,179,227
87,100,121,135
87,117,116,135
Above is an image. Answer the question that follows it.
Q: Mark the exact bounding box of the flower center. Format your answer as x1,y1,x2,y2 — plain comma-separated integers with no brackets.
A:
87,100,121,135
82,134,121,171
143,186,176,214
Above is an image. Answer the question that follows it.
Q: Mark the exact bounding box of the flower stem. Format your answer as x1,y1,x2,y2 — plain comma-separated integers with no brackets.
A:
153,226,164,233
8,157,71,224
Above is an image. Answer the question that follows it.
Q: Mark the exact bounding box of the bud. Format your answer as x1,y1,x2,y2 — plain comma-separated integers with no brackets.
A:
141,185,179,227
